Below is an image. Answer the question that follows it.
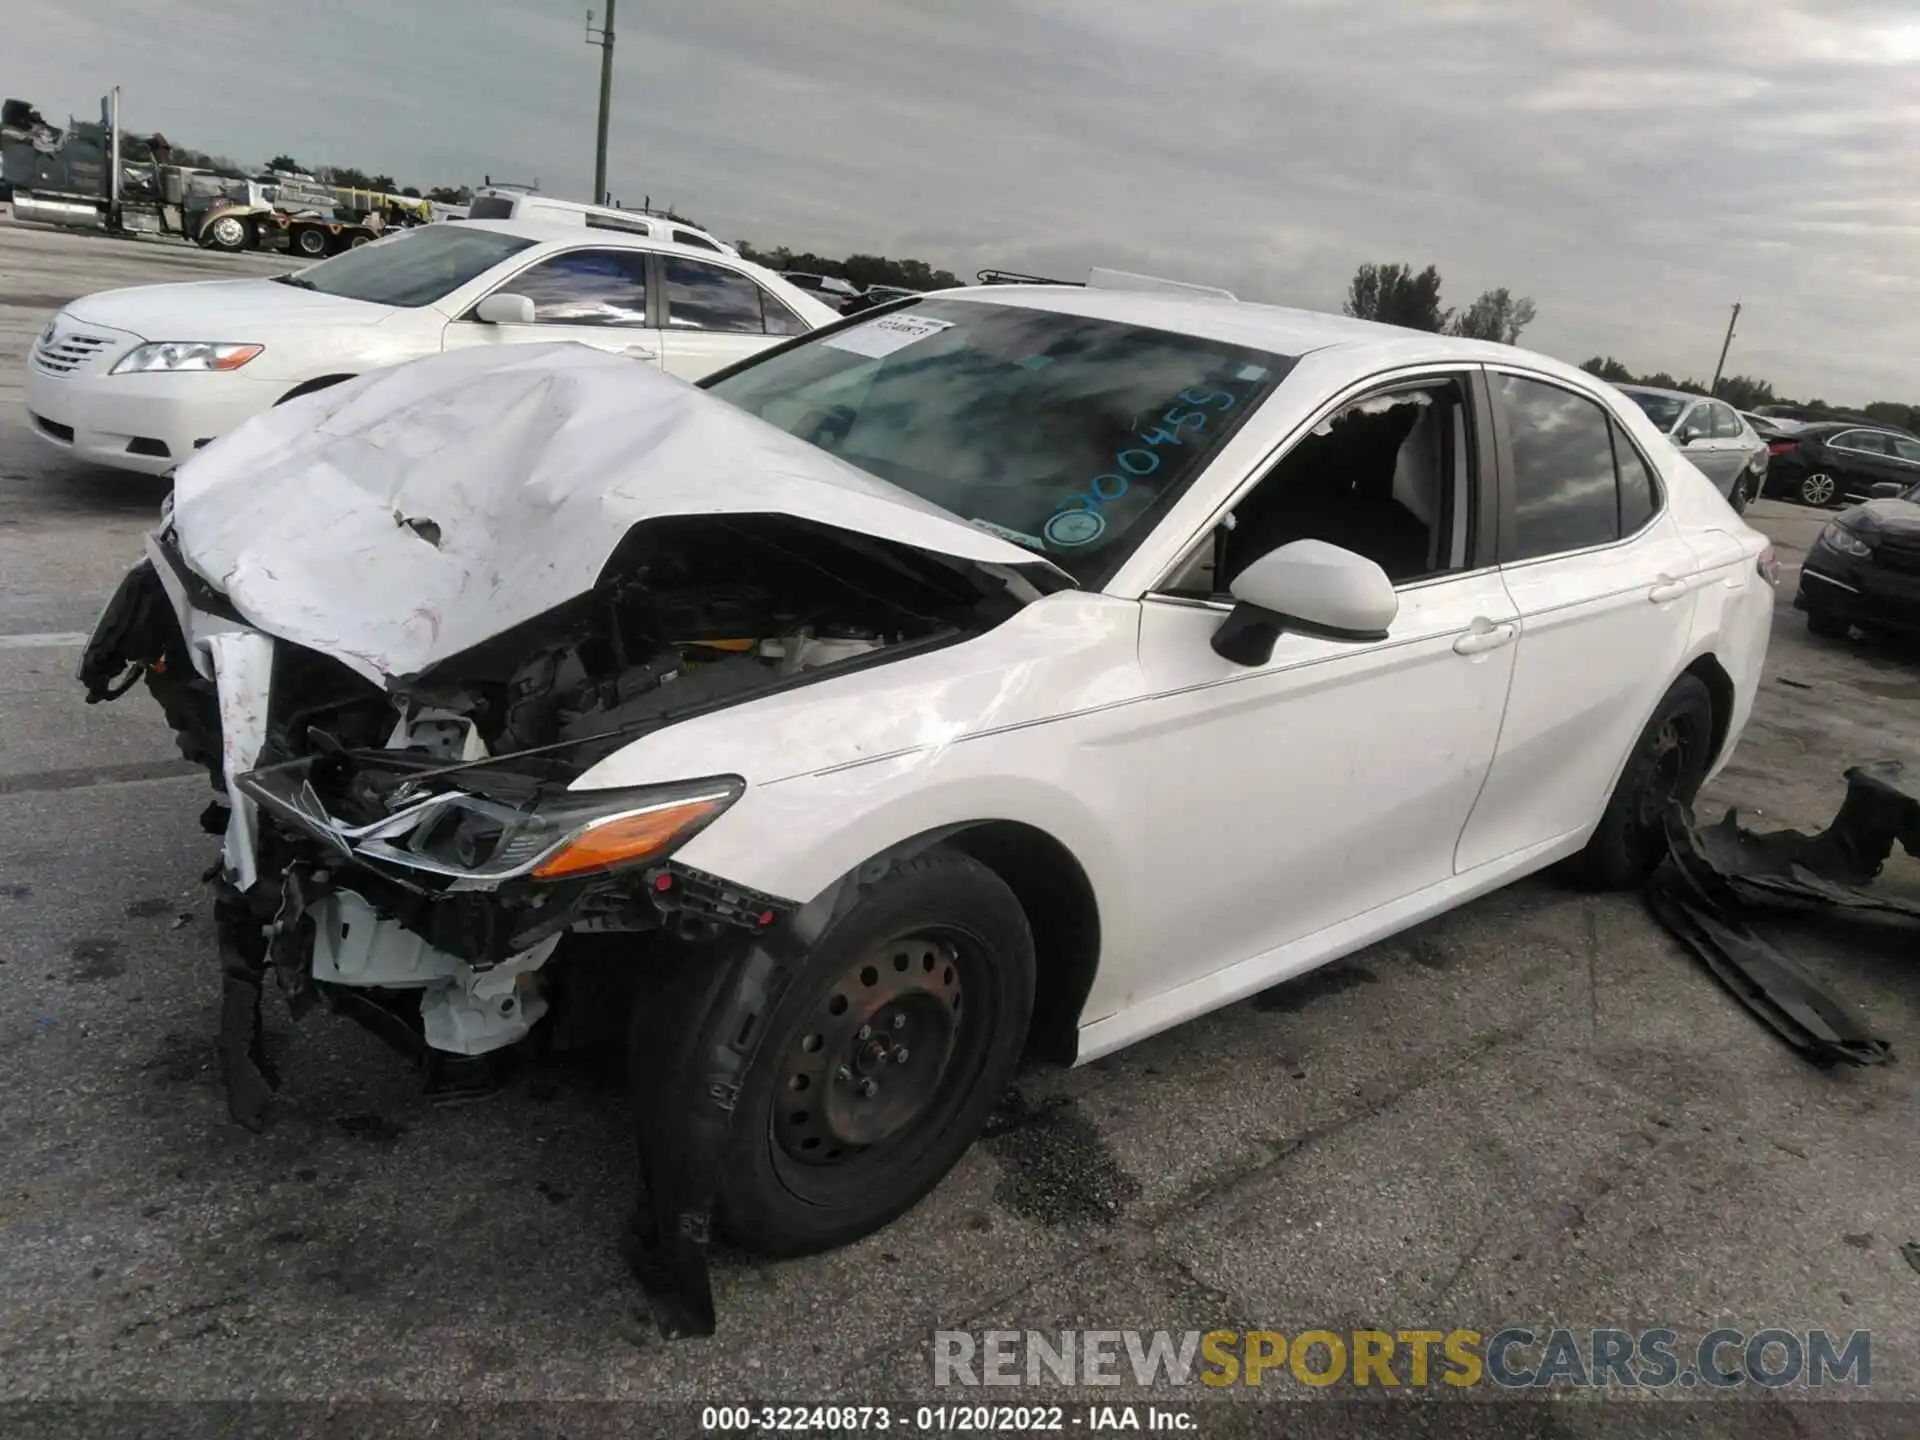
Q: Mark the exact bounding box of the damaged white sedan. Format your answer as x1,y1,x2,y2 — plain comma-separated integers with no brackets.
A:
80,285,1776,1333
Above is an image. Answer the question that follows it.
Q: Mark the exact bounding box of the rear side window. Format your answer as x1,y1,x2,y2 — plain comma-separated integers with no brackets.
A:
1613,424,1659,536
466,195,515,220
1831,429,1889,454
672,228,722,252
1710,403,1743,439
1497,375,1621,559
664,255,798,335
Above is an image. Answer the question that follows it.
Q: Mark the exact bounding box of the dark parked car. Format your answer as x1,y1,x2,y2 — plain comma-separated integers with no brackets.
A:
1762,423,1920,508
1796,483,1920,639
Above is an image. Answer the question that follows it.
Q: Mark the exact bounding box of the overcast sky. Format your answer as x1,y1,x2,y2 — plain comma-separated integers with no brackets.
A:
29,0,1920,403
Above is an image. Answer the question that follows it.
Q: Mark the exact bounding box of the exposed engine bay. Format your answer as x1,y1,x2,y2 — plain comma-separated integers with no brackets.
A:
82,509,1038,1118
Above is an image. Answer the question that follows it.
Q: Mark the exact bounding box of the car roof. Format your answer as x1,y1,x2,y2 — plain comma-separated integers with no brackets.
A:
928,283,1590,376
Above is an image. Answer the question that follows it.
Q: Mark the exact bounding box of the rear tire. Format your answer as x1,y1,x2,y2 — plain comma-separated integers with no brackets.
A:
1729,471,1752,514
1569,675,1714,889
1799,471,1838,507
1805,610,1850,640
292,225,328,258
714,846,1034,1256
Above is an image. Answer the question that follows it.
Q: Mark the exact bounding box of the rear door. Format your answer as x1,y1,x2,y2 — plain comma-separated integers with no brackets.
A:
1827,429,1906,500
1455,370,1703,871
654,253,812,381
439,246,665,365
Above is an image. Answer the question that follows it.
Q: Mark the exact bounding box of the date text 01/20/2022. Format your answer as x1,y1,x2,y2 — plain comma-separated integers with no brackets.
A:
699,1404,1196,1431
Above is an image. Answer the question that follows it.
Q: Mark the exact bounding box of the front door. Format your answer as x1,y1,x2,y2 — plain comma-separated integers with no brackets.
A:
1456,371,1703,871
440,247,665,365
1110,373,1518,1009
655,253,812,381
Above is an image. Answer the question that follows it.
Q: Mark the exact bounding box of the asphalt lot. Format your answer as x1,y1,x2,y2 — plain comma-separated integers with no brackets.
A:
2,219,1918,1433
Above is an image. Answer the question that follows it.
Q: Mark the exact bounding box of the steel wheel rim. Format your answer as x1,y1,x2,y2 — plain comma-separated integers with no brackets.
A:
1636,716,1695,831
211,217,244,246
1803,473,1836,505
775,933,967,1168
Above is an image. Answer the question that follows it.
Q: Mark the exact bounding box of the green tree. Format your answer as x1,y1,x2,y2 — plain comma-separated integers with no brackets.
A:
1448,287,1538,344
1580,356,1636,382
265,154,301,173
1343,263,1451,332
1712,375,1776,412
424,185,473,205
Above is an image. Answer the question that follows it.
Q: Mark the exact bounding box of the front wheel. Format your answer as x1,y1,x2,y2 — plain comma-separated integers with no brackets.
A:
1799,471,1838,507
713,846,1035,1256
205,214,249,252
1569,675,1714,889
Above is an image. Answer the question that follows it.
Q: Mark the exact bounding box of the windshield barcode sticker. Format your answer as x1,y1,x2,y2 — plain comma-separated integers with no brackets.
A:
821,314,954,358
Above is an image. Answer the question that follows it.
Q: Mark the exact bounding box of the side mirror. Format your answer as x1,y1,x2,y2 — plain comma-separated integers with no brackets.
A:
474,292,535,325
1210,540,1398,666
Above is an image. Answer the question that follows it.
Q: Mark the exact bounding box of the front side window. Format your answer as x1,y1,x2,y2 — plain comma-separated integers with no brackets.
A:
496,249,650,325
1162,378,1476,599
289,224,535,306
1497,375,1623,560
705,299,1294,585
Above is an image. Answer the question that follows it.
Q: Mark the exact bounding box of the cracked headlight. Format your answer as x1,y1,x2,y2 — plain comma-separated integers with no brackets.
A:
111,341,264,375
1819,521,1874,559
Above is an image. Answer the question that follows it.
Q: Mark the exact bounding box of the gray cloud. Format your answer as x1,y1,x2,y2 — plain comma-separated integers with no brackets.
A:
24,0,1920,402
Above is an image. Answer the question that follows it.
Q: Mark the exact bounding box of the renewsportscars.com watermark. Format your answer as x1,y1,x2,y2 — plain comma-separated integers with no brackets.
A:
933,1328,1871,1390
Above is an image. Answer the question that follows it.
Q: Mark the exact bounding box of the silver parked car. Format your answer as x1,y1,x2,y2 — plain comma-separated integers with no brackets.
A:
1617,385,1768,513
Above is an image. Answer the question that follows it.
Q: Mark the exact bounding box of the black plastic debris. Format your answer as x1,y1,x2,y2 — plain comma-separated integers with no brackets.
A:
1646,762,1917,1068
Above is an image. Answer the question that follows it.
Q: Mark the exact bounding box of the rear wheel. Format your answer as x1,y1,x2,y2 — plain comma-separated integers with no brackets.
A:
292,225,328,258
714,847,1034,1255
1569,675,1714,889
1729,470,1753,514
1799,471,1838,506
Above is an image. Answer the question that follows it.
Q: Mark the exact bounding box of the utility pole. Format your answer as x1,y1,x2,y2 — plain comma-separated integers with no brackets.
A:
586,1,616,204
1710,301,1741,396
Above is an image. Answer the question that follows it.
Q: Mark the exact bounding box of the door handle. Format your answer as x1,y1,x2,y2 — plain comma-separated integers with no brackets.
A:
622,346,657,360
1452,619,1517,656
1648,576,1689,604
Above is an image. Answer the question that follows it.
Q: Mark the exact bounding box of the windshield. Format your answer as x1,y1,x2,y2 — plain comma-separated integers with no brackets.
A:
289,225,535,307
1623,390,1688,430
704,298,1294,585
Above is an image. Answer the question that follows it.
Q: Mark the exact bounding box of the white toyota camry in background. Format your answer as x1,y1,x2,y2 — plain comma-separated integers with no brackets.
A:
24,219,840,475
80,282,1775,1327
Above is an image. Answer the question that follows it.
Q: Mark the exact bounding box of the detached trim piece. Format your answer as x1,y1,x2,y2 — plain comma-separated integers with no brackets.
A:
1646,761,1919,1068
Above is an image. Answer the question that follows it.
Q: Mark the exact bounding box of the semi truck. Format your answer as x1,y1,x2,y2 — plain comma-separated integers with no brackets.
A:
2,88,431,256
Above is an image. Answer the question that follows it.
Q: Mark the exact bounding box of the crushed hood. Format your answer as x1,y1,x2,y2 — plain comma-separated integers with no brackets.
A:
168,341,1061,683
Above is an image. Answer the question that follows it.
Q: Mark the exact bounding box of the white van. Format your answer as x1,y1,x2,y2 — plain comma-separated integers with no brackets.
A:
463,189,738,256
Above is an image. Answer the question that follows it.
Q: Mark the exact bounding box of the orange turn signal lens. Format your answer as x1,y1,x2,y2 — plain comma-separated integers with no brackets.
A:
530,797,727,880
209,344,265,371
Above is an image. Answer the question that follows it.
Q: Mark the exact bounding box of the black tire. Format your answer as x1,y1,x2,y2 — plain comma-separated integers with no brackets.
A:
1799,471,1838,507
205,214,249,252
1806,610,1850,640
1729,471,1752,514
1569,675,1714,890
292,226,328,258
714,846,1034,1255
